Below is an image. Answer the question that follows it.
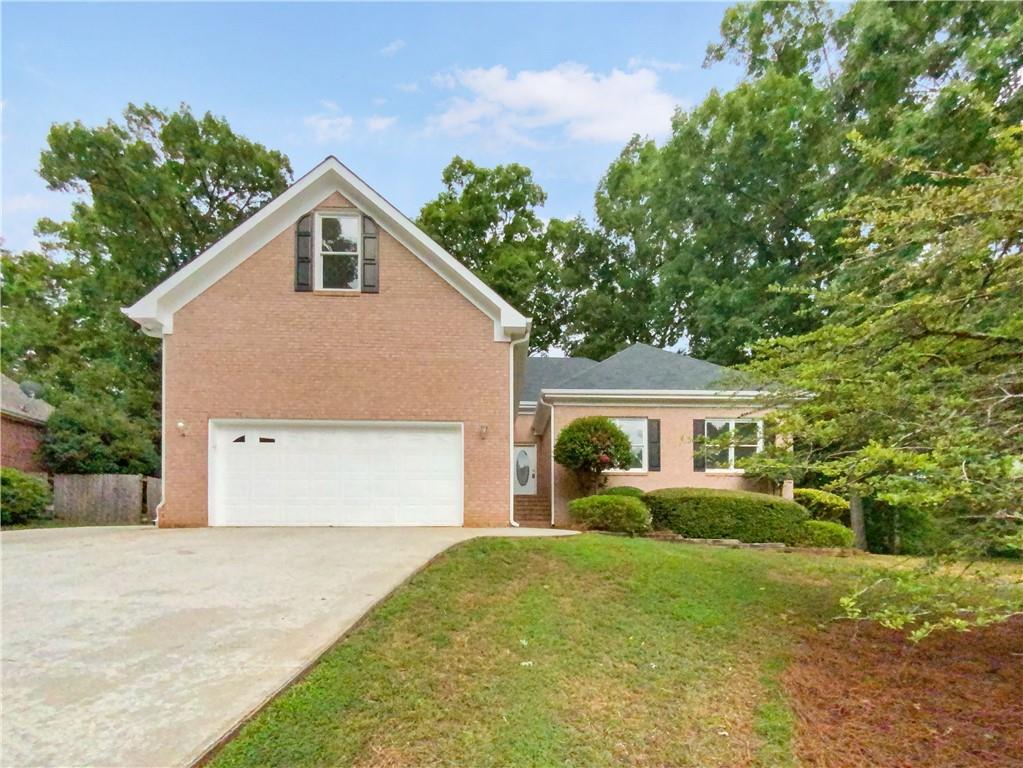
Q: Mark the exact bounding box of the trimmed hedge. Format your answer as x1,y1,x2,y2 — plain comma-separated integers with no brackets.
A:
568,495,652,535
599,485,646,499
1,468,51,526
793,488,849,523
643,487,808,545
795,520,855,548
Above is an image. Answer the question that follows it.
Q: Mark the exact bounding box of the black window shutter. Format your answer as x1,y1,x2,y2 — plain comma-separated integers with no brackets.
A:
295,214,313,291
362,216,379,293
693,419,706,472
647,418,660,471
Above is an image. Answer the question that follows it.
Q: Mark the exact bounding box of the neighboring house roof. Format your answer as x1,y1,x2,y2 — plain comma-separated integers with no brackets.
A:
0,374,54,425
520,356,597,403
552,343,736,391
122,156,530,342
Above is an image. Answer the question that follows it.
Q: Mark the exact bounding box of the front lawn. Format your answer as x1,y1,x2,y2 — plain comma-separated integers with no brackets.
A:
210,534,864,767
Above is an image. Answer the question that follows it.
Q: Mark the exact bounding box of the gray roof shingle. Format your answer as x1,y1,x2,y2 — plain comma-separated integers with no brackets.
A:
1,374,54,424
520,356,598,403
550,343,736,391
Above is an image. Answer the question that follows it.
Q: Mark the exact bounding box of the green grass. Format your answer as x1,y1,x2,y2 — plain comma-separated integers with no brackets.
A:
210,534,866,768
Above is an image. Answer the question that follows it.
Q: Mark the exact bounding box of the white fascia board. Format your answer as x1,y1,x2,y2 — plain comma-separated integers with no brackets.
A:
122,157,530,341
541,388,768,399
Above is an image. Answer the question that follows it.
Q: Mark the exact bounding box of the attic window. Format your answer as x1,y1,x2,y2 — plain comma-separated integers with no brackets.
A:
315,213,361,290
258,437,276,443
232,435,246,443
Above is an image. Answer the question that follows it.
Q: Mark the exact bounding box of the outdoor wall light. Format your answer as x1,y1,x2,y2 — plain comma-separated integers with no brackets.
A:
176,420,187,435
479,424,489,439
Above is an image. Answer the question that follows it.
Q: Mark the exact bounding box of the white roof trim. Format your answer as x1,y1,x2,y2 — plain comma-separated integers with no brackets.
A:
540,388,768,401
122,156,530,341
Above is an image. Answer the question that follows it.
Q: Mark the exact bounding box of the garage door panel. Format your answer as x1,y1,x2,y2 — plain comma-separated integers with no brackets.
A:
211,421,463,526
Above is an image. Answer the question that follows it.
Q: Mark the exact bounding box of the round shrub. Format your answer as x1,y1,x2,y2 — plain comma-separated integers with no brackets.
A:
795,520,855,548
554,416,633,493
599,485,645,498
568,495,651,535
793,488,850,523
643,487,809,545
1,468,51,526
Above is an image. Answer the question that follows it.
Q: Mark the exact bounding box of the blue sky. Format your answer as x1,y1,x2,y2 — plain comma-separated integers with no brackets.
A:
2,2,743,252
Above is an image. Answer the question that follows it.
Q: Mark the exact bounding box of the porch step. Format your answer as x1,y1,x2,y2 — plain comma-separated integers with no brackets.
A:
514,513,553,527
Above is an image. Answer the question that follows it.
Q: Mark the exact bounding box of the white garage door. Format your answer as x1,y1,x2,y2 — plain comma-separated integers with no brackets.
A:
210,420,463,526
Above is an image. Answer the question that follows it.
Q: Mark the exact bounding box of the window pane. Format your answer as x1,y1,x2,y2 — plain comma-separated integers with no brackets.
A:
734,421,759,445
734,444,758,462
610,418,646,469
322,252,359,289
630,446,644,469
706,419,730,440
321,216,359,253
706,447,731,469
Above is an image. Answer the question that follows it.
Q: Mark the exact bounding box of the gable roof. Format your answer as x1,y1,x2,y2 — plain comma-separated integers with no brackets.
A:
1,374,54,425
520,356,597,403
122,156,530,341
550,343,740,392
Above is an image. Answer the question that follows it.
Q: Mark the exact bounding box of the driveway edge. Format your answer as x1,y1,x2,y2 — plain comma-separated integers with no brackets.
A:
189,537,475,767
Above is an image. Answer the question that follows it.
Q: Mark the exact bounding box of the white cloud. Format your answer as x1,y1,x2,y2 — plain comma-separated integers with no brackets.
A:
428,63,681,144
366,115,397,132
372,97,388,106
396,82,420,93
430,72,457,90
627,56,684,73
380,39,406,56
304,112,354,144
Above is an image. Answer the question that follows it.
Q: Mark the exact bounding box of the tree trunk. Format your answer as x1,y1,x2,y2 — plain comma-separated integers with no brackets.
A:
850,492,867,550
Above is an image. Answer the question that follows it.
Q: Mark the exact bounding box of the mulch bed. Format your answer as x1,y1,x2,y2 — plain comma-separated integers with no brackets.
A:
784,616,1023,768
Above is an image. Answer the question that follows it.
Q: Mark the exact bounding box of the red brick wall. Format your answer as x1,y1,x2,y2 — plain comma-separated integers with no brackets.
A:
1,416,46,473
161,192,511,527
549,404,772,525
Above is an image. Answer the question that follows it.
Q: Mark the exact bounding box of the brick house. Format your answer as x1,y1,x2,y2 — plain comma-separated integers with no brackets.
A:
125,157,771,528
1,374,54,474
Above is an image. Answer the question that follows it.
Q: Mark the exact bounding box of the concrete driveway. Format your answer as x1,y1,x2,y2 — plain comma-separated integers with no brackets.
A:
1,525,573,767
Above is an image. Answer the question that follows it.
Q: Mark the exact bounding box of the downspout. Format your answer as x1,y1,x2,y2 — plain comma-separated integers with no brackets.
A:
508,334,529,527
548,398,555,527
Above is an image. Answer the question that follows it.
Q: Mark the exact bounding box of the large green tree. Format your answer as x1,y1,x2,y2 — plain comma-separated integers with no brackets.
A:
1,104,292,465
417,157,563,351
569,1,1022,366
745,125,1023,533
559,138,681,360
740,130,1023,636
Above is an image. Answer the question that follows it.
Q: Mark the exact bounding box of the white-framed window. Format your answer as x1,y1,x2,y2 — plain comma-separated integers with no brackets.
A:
315,212,361,291
610,417,647,471
704,419,764,472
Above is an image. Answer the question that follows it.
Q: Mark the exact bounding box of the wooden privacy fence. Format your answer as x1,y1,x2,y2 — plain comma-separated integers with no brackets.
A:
52,474,161,525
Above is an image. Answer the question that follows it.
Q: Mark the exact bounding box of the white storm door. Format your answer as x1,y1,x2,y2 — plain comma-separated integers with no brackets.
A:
513,445,537,495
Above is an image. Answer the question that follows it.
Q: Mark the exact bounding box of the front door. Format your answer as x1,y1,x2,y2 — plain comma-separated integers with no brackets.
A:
513,445,537,495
